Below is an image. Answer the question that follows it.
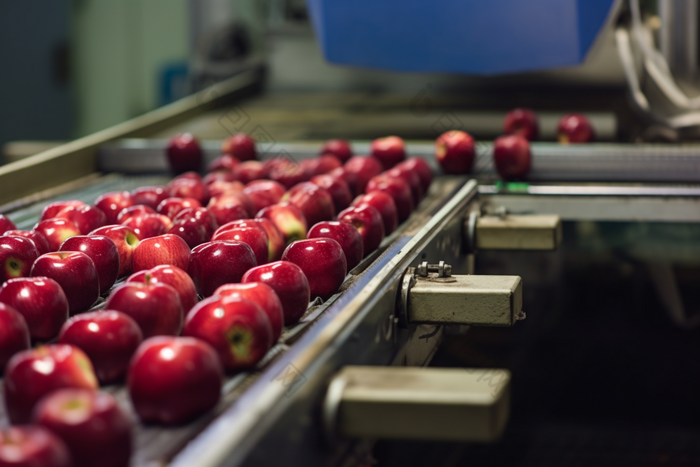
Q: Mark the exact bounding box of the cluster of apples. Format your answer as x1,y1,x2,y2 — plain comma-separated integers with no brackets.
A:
0,133,432,467
435,109,595,179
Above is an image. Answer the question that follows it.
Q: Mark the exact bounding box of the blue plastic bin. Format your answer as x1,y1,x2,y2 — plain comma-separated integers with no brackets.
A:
307,0,616,75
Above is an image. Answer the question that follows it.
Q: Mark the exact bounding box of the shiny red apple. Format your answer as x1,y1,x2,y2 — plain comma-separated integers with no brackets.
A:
127,264,197,314
130,186,168,209
128,336,223,424
89,225,140,278
105,278,183,338
213,282,284,342
351,191,398,235
166,177,210,205
337,205,385,255
31,252,99,314
208,154,239,172
0,236,40,284
397,157,433,193
32,389,132,467
55,205,107,235
558,113,595,143
40,200,86,222
493,134,532,180
3,229,51,255
58,310,143,384
320,139,353,163
307,221,363,271
242,261,310,325
266,158,310,188
504,108,539,141
243,179,286,213
222,133,256,161
365,174,414,222
60,235,120,295
183,296,272,372
34,218,81,251
329,167,360,197
0,426,71,467
94,191,134,224
233,160,267,184
166,133,203,174
131,234,191,272
310,174,352,213
189,240,258,297
0,302,30,372
282,182,335,227
343,156,383,193
255,202,308,246
371,135,406,169
3,344,98,423
215,218,285,262
384,165,423,204
0,215,16,235
435,130,475,174
0,277,69,342
282,238,347,300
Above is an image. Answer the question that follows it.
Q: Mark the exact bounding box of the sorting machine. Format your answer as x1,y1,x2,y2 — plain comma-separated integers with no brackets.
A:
1,70,699,467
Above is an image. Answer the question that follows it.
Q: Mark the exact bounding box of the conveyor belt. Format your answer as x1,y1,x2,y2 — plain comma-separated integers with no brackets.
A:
0,171,472,467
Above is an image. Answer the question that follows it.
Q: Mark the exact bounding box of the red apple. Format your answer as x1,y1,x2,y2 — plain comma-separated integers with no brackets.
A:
365,174,414,221
59,235,120,295
242,261,310,325
222,133,256,161
371,135,406,169
283,182,335,227
329,166,360,197
307,221,363,270
351,191,399,235
337,205,385,255
204,173,239,189
267,158,310,188
0,236,40,284
211,226,268,266
128,336,223,424
34,218,81,251
166,177,210,205
344,156,383,193
32,389,132,467
215,218,285,262
121,213,171,240
167,217,209,248
116,204,156,223
384,165,423,205
0,302,30,372
189,240,257,297
183,296,272,372
55,205,107,235
173,207,217,238
3,229,51,255
213,282,284,342
130,186,168,209
302,154,343,176
320,139,353,163
233,160,267,184
243,179,286,213
127,264,197,313
504,108,539,141
397,157,433,193
31,252,99,314
59,310,143,384
310,174,352,213
175,171,202,181
493,134,532,180
208,192,255,217
40,200,86,221
256,202,308,245
94,191,134,224
282,238,346,300
105,279,183,338
0,426,71,467
207,201,249,227
131,234,191,272
558,113,595,143
435,130,475,174
0,277,69,342
0,215,16,235
166,133,202,174
89,225,139,278
208,154,239,172
3,344,98,423
156,197,201,219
